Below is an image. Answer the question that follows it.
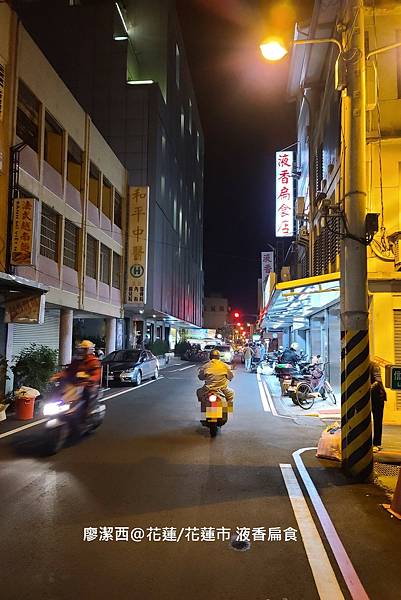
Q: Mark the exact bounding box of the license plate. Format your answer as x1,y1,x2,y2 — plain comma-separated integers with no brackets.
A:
206,407,223,419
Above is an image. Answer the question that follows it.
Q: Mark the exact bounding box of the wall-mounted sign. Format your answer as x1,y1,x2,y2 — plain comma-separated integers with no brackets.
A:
385,365,401,390
126,186,149,305
275,151,294,237
11,198,36,266
261,251,274,285
4,294,45,324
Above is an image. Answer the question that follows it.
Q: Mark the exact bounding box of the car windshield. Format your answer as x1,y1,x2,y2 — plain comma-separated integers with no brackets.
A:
105,350,140,362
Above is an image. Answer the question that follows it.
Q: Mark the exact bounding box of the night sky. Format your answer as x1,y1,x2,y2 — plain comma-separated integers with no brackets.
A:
177,0,314,316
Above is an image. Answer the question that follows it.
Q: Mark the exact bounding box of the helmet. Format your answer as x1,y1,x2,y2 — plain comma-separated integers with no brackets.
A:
210,349,220,360
78,340,95,350
290,342,299,351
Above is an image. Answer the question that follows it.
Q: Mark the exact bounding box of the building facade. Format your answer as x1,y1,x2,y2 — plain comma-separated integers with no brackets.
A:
262,0,401,421
203,296,229,330
1,3,126,370
16,0,205,345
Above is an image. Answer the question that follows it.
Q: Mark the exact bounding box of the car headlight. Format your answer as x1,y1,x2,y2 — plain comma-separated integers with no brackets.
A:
43,402,70,416
121,369,135,377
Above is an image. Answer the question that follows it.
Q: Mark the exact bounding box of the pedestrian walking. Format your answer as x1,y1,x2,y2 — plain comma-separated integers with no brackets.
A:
244,345,253,371
370,360,387,451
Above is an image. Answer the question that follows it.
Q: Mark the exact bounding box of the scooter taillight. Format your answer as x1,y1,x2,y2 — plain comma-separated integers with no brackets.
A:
208,394,217,403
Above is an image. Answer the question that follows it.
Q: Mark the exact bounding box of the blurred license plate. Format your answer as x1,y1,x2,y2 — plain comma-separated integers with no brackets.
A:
206,407,223,419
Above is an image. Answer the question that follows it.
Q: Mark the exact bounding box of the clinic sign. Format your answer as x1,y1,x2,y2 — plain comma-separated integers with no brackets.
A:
275,151,294,237
126,186,149,305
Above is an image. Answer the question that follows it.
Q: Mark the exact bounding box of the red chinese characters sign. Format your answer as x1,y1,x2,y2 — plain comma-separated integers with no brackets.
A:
11,198,36,266
276,151,294,238
126,187,149,305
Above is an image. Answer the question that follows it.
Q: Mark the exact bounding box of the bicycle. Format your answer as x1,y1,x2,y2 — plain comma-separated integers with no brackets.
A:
294,365,337,410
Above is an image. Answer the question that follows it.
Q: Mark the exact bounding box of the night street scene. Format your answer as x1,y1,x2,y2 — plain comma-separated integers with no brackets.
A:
2,0,401,598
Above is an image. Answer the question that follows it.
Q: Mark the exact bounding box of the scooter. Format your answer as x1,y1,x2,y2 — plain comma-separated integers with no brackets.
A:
42,377,106,454
199,389,232,437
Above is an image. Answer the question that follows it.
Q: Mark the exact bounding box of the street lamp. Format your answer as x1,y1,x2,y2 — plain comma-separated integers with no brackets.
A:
261,1,401,481
260,39,288,61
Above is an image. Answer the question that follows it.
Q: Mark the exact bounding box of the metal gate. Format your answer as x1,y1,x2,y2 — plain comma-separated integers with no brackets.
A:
11,309,60,359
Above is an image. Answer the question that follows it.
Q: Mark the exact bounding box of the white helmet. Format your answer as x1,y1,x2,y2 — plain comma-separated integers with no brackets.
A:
290,342,299,351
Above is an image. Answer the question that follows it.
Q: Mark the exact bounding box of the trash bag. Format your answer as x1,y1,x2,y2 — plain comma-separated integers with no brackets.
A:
316,421,341,461
15,386,41,399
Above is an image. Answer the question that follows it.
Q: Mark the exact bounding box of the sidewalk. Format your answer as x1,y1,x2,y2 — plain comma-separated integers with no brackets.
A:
0,355,183,437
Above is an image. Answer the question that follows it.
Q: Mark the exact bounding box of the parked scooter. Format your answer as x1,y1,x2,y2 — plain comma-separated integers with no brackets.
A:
199,389,232,437
42,377,106,454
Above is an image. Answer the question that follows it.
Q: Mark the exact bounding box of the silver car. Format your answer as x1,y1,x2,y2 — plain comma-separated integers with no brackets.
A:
102,349,159,386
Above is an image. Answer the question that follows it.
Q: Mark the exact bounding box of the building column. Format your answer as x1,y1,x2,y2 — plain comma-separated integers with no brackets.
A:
59,309,73,366
105,318,117,356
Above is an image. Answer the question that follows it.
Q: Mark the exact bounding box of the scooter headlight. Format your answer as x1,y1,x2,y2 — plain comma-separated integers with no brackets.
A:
43,402,70,416
208,394,217,403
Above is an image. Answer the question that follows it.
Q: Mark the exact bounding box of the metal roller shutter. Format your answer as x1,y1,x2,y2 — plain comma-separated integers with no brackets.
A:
12,309,60,359
394,310,401,410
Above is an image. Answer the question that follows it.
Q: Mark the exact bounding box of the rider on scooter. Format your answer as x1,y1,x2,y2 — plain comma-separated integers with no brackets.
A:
197,348,234,403
52,340,101,412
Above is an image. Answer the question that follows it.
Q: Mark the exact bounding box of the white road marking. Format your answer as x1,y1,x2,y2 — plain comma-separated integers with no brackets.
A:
256,372,271,412
293,448,369,600
0,378,163,440
261,378,278,416
169,364,198,372
0,419,48,439
280,463,345,600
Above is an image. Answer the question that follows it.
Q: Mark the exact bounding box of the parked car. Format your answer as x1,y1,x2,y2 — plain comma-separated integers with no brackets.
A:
216,345,234,364
102,349,159,386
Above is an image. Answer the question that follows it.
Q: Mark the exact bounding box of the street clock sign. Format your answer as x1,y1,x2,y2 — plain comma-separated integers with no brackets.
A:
126,186,149,305
275,151,294,237
385,365,401,390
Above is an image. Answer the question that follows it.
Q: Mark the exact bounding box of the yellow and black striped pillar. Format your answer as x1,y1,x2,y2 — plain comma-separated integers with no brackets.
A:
341,329,373,481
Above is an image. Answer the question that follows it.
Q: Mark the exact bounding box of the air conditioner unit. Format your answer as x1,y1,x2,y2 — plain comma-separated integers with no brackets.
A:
295,197,305,219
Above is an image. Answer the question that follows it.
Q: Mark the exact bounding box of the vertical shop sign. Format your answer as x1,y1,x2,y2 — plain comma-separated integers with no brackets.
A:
261,251,274,285
275,151,294,237
11,198,36,266
126,186,149,305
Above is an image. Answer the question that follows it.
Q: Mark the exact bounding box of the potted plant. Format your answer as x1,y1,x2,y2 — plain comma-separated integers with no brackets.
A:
11,344,59,395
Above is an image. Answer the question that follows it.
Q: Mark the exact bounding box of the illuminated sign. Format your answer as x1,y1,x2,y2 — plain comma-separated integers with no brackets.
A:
11,198,36,266
126,186,149,305
275,151,294,237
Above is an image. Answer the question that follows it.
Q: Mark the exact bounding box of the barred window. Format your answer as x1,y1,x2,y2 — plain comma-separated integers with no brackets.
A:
16,80,40,152
63,220,79,270
40,204,59,261
114,191,122,228
112,252,121,289
86,234,98,279
100,244,111,284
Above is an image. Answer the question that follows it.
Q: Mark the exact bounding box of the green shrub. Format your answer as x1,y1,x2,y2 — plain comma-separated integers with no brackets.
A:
174,340,191,357
148,340,170,356
11,344,59,393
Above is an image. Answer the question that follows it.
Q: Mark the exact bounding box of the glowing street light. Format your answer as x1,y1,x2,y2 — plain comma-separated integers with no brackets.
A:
260,39,288,62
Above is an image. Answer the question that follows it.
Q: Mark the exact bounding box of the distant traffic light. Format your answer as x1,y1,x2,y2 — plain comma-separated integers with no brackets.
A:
237,322,241,327
234,312,240,319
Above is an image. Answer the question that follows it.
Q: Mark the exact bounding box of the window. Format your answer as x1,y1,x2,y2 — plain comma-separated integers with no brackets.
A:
100,244,111,284
40,204,59,261
89,162,100,207
112,252,121,289
16,80,40,152
211,306,216,312
86,234,98,279
63,220,79,270
44,111,63,173
102,177,112,219
67,137,83,191
114,191,122,228
175,43,180,88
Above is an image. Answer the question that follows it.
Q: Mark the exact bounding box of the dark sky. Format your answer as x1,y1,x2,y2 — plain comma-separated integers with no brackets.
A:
177,0,314,316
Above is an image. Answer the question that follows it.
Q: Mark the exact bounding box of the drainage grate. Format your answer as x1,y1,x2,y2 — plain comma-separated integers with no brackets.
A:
229,535,251,552
374,462,400,478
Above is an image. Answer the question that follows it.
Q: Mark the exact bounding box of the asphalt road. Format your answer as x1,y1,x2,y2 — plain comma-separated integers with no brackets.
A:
1,362,399,599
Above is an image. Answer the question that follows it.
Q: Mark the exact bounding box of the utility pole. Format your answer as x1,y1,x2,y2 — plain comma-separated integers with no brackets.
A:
340,0,373,480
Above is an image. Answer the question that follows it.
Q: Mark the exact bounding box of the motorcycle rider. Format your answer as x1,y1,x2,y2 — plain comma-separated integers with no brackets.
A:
280,342,300,366
52,340,101,412
197,348,234,403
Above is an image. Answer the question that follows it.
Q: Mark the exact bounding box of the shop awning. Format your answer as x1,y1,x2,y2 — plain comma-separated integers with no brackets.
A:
261,272,340,330
0,272,48,304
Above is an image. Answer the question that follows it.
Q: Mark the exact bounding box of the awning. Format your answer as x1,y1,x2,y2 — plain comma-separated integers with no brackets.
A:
261,272,340,330
0,272,48,305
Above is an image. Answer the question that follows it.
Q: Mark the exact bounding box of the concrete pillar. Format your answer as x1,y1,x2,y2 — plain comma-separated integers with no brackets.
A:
59,309,73,366
105,318,117,356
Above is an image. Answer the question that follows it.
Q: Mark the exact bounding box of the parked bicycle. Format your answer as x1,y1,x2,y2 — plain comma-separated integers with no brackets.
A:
288,364,337,410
